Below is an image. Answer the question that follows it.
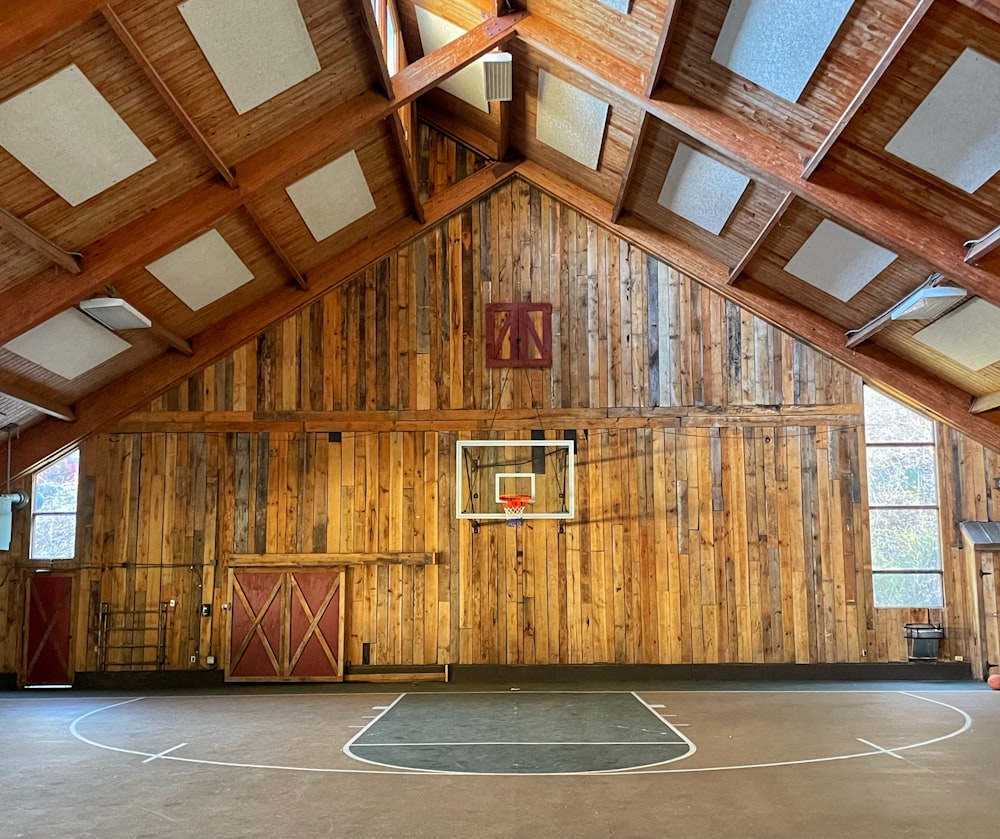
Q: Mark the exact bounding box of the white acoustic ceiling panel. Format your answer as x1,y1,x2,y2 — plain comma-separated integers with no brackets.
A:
597,0,632,12
657,144,751,235
285,150,376,241
0,64,155,206
784,220,898,302
414,6,489,113
146,229,254,310
3,309,130,379
178,0,321,115
712,0,853,102
885,49,1000,194
913,298,1000,371
535,69,610,170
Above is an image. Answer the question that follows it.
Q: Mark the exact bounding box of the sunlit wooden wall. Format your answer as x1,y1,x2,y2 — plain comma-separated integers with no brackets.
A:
2,129,999,678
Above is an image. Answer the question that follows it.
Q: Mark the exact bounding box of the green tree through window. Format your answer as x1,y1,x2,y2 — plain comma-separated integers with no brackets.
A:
863,387,943,608
30,449,79,560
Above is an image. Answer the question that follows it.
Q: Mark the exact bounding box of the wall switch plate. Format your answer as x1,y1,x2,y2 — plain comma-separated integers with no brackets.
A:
190,655,197,664
200,603,211,617
169,599,176,607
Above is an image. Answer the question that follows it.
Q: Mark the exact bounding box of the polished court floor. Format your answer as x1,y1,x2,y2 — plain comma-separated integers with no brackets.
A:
3,681,998,838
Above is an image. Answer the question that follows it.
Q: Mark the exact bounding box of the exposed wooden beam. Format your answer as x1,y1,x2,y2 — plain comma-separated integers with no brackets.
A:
0,0,105,68
245,204,308,290
5,160,520,477
113,405,862,434
0,13,527,349
417,95,499,160
514,17,1000,317
148,320,193,357
390,111,426,223
956,0,1000,26
728,192,794,283
355,0,395,99
514,160,1000,453
966,224,1000,265
493,98,511,162
971,390,1000,415
229,552,437,566
645,0,683,97
0,208,82,274
802,0,935,178
611,111,649,223
100,5,236,188
0,375,75,422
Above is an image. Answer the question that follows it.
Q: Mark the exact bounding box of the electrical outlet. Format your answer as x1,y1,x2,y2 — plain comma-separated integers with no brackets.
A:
206,655,216,666
190,655,197,664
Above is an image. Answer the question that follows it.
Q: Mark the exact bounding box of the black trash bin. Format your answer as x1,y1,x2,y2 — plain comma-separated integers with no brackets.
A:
904,623,943,660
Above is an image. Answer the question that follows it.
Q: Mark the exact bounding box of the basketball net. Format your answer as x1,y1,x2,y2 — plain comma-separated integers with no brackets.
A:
499,493,532,528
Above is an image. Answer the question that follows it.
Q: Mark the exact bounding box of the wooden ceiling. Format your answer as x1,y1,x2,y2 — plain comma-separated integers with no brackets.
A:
1,0,999,475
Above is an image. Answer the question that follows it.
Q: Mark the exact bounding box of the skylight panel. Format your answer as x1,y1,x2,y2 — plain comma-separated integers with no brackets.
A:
783,220,898,302
0,64,155,206
884,49,1000,194
657,144,751,235
414,6,489,113
597,0,632,12
3,310,130,380
285,150,377,242
178,0,321,115
145,229,254,311
712,0,853,102
535,70,610,170
913,298,1000,371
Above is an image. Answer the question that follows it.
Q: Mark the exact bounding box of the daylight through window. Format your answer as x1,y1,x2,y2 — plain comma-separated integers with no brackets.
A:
863,387,943,608
30,449,80,560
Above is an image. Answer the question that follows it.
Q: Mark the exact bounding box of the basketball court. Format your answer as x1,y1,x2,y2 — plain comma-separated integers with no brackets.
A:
3,681,998,838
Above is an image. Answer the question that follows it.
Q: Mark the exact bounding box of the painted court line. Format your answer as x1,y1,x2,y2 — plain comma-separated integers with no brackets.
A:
143,743,187,763
351,740,688,747
65,689,975,778
856,738,904,760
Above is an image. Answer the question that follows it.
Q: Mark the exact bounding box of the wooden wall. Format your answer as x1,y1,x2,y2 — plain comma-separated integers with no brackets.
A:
2,128,999,679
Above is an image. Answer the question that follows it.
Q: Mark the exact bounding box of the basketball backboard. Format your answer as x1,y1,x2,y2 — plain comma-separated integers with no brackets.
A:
456,439,575,521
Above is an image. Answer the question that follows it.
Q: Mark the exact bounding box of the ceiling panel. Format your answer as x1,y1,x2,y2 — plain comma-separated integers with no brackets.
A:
111,0,377,164
660,0,920,156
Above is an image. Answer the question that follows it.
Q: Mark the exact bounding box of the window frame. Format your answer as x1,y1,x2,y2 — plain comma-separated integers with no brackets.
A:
29,448,80,561
863,386,944,609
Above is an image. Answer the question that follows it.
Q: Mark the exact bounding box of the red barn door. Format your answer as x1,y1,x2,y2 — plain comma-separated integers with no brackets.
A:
227,568,344,682
24,574,73,686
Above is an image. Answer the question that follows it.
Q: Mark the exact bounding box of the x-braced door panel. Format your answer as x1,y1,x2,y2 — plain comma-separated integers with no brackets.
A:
227,568,344,682
24,574,73,686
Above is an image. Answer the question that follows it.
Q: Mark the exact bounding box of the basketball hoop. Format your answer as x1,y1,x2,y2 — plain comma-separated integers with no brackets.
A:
499,493,532,528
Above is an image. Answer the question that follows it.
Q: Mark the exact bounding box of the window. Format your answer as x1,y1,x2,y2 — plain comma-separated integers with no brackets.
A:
30,449,79,560
369,0,405,76
863,387,943,608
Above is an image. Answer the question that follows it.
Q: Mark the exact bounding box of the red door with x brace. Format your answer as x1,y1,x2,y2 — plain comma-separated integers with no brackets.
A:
226,568,344,681
24,574,73,686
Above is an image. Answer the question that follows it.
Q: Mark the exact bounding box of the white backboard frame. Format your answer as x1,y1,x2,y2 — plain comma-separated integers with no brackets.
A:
456,439,575,521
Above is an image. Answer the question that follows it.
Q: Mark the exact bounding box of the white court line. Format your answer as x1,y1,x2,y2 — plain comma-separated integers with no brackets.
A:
856,738,904,760
66,689,975,778
143,743,187,763
351,740,688,747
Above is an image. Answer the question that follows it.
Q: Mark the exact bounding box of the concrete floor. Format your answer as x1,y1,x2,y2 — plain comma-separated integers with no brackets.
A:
2,681,998,838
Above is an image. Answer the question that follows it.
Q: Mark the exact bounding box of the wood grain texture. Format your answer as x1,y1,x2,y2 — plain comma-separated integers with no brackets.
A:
1,136,998,677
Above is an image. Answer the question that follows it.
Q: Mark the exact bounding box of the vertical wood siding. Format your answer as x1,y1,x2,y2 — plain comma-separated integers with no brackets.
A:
1,147,998,676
